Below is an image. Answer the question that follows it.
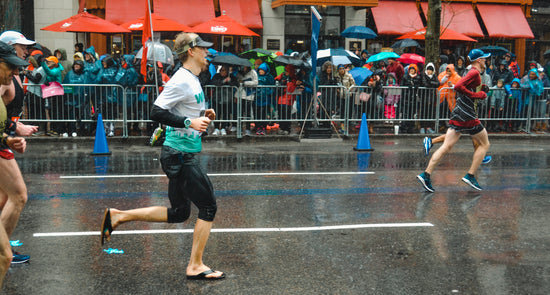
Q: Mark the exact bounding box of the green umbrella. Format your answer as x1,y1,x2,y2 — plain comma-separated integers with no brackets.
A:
239,48,282,76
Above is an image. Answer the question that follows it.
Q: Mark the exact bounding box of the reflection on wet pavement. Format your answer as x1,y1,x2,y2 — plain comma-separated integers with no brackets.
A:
2,138,549,294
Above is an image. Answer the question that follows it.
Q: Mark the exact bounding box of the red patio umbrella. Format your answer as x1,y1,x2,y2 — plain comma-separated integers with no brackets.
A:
397,26,477,42
41,11,131,33
120,13,191,32
186,14,259,36
397,53,425,64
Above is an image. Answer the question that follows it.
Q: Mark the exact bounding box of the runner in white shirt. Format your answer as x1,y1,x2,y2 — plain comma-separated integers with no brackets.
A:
100,33,225,280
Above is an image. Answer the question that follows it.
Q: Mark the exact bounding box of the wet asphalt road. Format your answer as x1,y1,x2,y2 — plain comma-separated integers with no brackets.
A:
2,136,549,294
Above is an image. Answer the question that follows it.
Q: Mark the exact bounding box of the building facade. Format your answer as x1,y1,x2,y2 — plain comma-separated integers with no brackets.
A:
0,0,547,72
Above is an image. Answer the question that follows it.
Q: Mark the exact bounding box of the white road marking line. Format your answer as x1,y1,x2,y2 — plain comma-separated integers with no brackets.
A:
59,171,375,179
33,223,433,237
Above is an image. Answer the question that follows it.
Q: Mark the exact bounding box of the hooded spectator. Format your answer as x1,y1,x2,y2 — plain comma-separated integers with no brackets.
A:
210,65,238,135
422,63,439,88
384,72,401,120
420,62,439,133
83,46,101,83
504,52,520,78
319,61,338,86
41,56,64,83
54,48,71,80
97,56,120,136
255,63,275,135
439,55,449,74
492,59,514,86
253,59,263,71
275,64,297,134
116,54,139,87
73,52,84,62
438,64,461,113
62,60,89,136
386,58,404,84
521,68,544,132
454,56,467,77
235,66,258,135
401,64,422,133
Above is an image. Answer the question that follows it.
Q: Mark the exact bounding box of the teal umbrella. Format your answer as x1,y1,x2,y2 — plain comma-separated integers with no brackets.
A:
478,46,509,56
366,52,400,63
341,26,377,39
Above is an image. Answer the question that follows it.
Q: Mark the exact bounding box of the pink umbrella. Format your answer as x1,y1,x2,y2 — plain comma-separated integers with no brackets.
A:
397,53,425,64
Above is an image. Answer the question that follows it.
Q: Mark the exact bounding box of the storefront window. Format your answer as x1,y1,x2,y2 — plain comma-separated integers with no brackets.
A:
284,5,344,53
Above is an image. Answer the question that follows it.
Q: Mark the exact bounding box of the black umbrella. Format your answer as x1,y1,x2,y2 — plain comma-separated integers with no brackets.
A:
544,49,550,59
210,55,252,67
274,55,311,69
391,38,421,49
478,46,510,56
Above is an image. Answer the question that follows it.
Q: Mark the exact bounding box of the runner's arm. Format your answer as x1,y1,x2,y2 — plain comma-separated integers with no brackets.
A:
150,105,188,128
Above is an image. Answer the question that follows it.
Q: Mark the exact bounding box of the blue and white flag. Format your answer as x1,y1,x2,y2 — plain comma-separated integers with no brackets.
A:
310,6,322,80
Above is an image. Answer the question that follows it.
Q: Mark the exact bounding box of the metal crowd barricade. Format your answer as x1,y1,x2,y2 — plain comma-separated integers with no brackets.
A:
20,82,550,137
439,86,550,133
23,83,126,136
203,85,239,134
123,84,158,137
238,84,284,136
316,85,347,129
347,86,440,134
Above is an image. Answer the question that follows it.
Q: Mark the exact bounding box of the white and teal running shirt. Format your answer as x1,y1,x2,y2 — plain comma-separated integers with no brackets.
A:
154,68,205,153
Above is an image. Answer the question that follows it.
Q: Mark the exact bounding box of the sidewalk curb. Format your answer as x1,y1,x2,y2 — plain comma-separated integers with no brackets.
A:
24,133,550,145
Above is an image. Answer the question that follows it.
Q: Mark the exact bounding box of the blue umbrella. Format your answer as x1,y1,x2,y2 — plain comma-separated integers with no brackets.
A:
349,67,373,86
341,26,377,39
366,52,400,63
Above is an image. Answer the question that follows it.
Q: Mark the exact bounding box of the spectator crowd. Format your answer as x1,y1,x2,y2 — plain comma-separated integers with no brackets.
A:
2,29,550,137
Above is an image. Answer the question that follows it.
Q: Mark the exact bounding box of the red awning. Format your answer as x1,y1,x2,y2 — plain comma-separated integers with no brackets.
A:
272,0,377,8
420,2,483,38
477,4,534,39
219,0,263,29
154,0,216,27
371,1,423,35
397,26,477,42
105,0,145,25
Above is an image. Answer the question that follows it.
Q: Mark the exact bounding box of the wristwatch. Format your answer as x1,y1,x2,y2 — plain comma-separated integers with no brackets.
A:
184,118,192,129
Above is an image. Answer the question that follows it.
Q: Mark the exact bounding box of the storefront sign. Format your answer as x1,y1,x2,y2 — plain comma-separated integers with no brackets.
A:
267,39,280,51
